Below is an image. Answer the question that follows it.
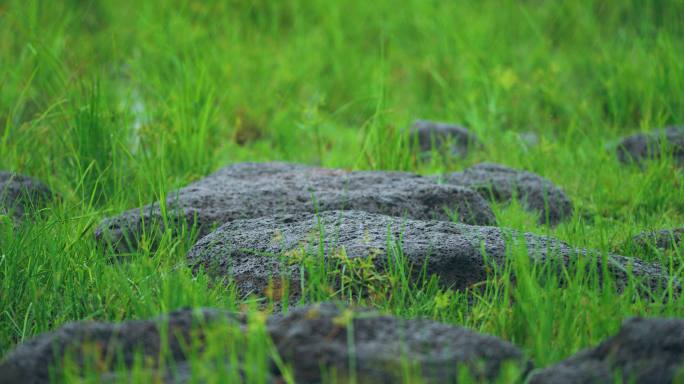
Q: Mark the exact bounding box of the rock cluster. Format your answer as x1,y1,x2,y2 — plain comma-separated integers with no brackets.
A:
8,116,684,383
4,303,683,384
95,162,496,252
0,303,529,383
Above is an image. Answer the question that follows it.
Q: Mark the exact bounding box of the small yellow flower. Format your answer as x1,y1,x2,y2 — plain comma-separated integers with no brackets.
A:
497,68,518,91
332,308,355,327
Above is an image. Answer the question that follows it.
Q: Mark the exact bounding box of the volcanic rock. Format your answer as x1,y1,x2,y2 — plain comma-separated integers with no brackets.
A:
410,120,481,157
187,210,673,299
443,163,573,225
267,302,529,383
616,126,684,167
0,303,529,384
0,172,54,224
0,308,237,384
96,162,495,253
529,317,684,384
631,228,684,252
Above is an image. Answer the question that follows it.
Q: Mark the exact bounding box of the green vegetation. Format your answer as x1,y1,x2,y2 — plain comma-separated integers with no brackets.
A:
1,0,683,382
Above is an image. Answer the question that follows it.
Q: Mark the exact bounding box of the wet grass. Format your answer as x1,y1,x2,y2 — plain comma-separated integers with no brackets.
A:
1,0,684,382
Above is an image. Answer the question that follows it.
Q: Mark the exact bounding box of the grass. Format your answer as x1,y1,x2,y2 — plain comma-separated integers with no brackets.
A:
1,0,683,382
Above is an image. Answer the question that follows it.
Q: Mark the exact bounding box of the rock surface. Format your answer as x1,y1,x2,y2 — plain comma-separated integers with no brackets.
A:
95,162,495,253
529,317,684,384
410,120,481,157
443,163,573,225
616,126,684,167
1,303,528,384
0,308,238,384
0,172,54,224
631,228,684,252
267,302,529,383
187,210,673,299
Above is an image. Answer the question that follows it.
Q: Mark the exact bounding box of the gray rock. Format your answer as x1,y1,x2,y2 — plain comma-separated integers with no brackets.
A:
517,131,540,147
443,163,573,225
267,302,529,383
95,162,495,253
1,304,527,384
0,308,239,384
529,317,684,384
410,120,481,157
631,228,684,252
616,126,684,167
0,172,54,224
187,210,673,299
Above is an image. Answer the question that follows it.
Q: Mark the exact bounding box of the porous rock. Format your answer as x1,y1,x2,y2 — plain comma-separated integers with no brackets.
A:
1,304,528,384
529,317,684,384
187,210,673,299
631,228,684,252
443,163,573,225
410,120,481,157
0,308,238,384
95,162,495,253
267,302,529,383
616,126,684,167
0,172,54,224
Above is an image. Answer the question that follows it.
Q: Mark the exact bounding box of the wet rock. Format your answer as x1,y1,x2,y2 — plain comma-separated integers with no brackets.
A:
96,162,495,253
187,210,673,299
631,228,684,252
443,163,573,225
0,309,239,384
410,120,481,157
0,172,54,224
529,317,684,384
616,126,684,167
268,302,529,383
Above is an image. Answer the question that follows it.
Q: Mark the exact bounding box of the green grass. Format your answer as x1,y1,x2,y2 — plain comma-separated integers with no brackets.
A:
1,0,684,382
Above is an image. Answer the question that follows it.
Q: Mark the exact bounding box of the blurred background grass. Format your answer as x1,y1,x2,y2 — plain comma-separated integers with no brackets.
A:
0,0,683,376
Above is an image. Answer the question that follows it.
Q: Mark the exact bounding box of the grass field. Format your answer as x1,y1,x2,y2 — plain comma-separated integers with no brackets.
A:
1,0,683,382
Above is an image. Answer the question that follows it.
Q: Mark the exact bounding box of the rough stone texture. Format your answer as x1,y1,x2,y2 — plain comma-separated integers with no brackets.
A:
410,120,481,157
616,126,684,167
95,162,495,253
0,309,238,384
529,317,684,384
631,228,684,252
187,210,674,299
443,163,573,225
268,302,528,383
0,172,54,224
1,304,528,384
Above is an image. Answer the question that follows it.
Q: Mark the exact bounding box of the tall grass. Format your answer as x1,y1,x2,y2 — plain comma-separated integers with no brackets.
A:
1,0,683,382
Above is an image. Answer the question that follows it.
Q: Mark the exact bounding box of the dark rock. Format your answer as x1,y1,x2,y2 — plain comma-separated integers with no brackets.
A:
187,210,673,299
95,162,495,253
631,228,684,252
443,163,573,225
268,302,529,383
0,172,54,224
1,304,528,384
616,126,684,167
529,317,684,384
0,309,239,384
410,120,481,157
